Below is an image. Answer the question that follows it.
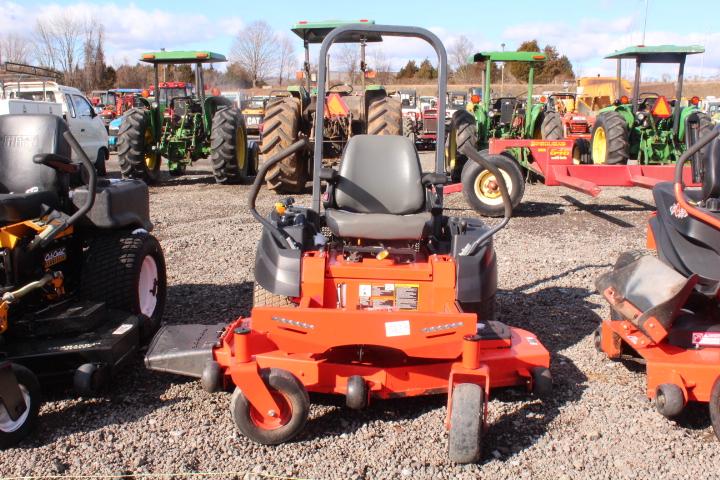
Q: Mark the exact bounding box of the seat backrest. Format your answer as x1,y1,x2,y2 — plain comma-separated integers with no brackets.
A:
0,114,70,195
334,135,425,215
702,127,720,201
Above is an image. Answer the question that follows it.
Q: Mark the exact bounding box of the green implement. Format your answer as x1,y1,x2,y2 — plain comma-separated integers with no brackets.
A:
139,51,227,64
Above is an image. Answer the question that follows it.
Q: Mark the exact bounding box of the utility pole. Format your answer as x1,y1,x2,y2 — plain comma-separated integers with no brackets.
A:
500,43,505,96
641,0,650,45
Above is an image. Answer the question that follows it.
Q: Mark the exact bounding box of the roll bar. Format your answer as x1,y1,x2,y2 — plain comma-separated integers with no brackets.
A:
312,24,449,211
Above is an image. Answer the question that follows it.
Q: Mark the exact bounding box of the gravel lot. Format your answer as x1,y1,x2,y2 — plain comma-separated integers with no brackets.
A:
2,152,718,479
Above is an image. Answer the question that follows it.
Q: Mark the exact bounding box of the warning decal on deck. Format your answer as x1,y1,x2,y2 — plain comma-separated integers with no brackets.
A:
385,320,411,337
358,283,420,311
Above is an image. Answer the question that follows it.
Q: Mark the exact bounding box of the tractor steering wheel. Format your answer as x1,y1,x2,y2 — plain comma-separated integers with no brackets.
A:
639,92,661,99
328,83,354,95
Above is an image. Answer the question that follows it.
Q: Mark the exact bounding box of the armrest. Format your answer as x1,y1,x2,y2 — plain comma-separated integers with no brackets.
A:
32,153,79,174
422,172,449,186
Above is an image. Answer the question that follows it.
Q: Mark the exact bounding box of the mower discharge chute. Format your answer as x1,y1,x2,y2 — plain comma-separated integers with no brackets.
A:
145,24,551,464
117,51,249,184
595,126,720,440
259,20,402,194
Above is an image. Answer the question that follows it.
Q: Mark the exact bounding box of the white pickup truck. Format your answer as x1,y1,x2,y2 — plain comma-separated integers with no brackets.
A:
1,82,109,174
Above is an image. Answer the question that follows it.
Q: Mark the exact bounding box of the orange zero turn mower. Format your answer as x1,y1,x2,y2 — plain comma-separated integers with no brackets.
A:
145,24,551,464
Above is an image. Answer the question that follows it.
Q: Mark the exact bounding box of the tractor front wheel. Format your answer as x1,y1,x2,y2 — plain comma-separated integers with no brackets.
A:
461,152,524,217
117,108,162,184
447,110,478,182
260,97,305,193
230,368,309,445
211,107,249,184
591,111,629,165
539,111,563,140
0,364,41,449
448,383,484,464
367,97,402,136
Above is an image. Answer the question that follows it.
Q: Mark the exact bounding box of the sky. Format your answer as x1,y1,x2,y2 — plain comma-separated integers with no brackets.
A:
2,0,719,80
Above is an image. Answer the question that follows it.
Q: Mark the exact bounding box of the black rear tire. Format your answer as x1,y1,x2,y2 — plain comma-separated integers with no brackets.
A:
211,107,249,184
403,116,417,144
448,383,484,464
710,377,720,441
591,111,629,165
260,98,305,193
367,97,402,136
540,111,563,140
230,368,309,445
461,152,524,217
81,231,167,341
572,138,591,164
117,108,162,184
0,364,41,449
447,109,478,182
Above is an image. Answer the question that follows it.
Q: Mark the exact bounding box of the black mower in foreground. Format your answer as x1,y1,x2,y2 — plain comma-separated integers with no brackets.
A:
0,114,166,448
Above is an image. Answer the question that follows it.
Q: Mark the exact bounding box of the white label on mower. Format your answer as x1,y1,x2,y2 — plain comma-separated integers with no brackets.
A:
112,324,134,335
359,284,372,298
692,332,720,346
385,320,410,337
526,337,538,346
627,335,639,345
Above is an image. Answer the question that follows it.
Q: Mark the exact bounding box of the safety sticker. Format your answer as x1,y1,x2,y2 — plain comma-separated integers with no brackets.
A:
358,283,420,311
692,332,720,347
396,284,419,310
112,324,134,335
385,320,410,337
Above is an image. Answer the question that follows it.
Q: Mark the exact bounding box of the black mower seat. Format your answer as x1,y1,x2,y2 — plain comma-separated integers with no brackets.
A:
325,135,431,240
0,191,58,224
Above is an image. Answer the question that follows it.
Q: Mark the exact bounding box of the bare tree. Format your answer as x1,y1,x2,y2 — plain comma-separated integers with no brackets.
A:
277,35,296,86
0,34,32,64
449,35,474,82
230,20,279,88
370,47,392,84
337,44,359,84
34,13,85,73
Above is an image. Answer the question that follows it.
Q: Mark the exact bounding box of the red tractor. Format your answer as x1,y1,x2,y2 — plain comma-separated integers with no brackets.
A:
544,92,595,163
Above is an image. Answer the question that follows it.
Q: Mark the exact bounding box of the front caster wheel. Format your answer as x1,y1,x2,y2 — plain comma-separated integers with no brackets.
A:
655,383,685,418
74,363,109,396
0,364,41,449
531,367,553,399
230,368,309,445
448,383,484,464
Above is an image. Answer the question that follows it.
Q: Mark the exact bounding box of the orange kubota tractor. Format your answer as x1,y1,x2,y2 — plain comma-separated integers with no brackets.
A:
595,125,720,440
145,24,551,464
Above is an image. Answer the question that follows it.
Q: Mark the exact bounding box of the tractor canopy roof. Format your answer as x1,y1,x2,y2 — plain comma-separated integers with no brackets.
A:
291,20,382,43
605,45,704,63
139,51,227,64
468,51,546,64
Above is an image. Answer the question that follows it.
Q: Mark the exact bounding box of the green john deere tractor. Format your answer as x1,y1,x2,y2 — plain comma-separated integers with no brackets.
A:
118,50,248,184
591,45,712,166
260,20,401,193
447,51,562,215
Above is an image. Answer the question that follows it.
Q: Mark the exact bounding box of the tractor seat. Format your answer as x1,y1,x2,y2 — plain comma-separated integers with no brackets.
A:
0,114,70,224
324,135,431,240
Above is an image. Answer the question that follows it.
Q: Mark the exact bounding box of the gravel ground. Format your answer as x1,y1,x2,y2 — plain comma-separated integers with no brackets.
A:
2,152,718,479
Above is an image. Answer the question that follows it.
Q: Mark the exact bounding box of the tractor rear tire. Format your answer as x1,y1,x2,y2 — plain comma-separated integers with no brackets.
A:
118,108,162,184
447,110,478,182
211,107,249,184
403,116,417,144
688,111,714,160
252,282,296,308
461,152,524,217
0,364,41,449
591,111,629,165
367,97,402,136
81,231,167,341
260,97,305,193
448,383,484,464
540,111,563,140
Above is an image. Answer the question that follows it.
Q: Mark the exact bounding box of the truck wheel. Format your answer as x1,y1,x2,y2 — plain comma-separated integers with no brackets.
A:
211,107,249,184
117,108,162,184
230,368,309,445
0,364,41,449
260,97,305,193
461,153,524,217
540,111,563,140
447,110,478,182
448,383,484,464
710,377,720,441
591,111,629,165
367,97,402,136
81,231,167,341
403,116,417,144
